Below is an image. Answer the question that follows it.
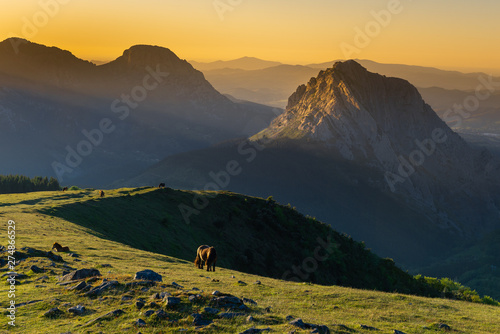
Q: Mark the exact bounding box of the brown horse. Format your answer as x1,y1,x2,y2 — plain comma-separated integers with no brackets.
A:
62,187,68,191
200,247,217,272
194,245,209,269
99,190,104,197
52,242,70,252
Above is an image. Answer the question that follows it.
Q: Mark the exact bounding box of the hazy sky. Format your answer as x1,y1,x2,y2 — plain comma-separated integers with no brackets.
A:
1,0,499,73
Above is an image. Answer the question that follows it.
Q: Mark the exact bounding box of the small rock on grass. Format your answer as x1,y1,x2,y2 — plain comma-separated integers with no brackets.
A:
238,327,271,334
30,265,44,273
203,307,219,315
43,307,64,318
134,269,162,282
68,305,86,316
438,323,451,331
136,318,146,327
165,297,181,307
394,330,407,334
360,324,380,331
144,310,155,317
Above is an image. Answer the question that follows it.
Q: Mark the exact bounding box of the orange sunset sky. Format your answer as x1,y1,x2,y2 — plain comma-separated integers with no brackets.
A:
1,0,499,74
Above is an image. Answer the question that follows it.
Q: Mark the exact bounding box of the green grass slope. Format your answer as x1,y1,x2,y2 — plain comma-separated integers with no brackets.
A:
0,188,499,333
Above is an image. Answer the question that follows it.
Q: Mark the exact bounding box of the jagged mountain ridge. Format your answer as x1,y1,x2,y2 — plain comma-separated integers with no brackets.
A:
0,38,279,186
252,60,500,235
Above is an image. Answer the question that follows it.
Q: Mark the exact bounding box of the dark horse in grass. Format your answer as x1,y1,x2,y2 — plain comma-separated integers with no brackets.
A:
52,242,70,252
194,245,217,271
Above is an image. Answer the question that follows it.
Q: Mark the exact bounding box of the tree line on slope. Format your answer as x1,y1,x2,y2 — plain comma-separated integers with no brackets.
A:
0,174,60,194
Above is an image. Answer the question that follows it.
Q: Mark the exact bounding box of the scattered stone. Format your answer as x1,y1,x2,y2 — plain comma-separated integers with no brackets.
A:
231,275,236,278
16,300,42,308
59,268,101,282
136,301,145,309
243,297,257,305
211,295,247,310
438,323,451,331
171,281,183,288
212,278,220,282
141,287,149,292
238,327,271,334
247,315,254,322
85,280,119,297
134,269,162,282
189,295,201,302
68,305,86,316
360,324,380,331
238,280,247,285
191,313,213,327
136,318,146,327
212,290,221,296
2,272,28,280
254,281,261,285
265,306,271,313
68,253,79,257
149,301,159,308
121,296,133,301
44,307,64,318
165,297,181,307
68,281,88,291
218,312,246,319
155,309,169,320
394,330,407,334
87,277,100,284
36,275,49,281
286,315,294,321
191,287,200,291
290,318,330,333
159,292,171,299
203,307,220,315
85,309,124,326
100,263,112,267
144,310,155,317
30,265,44,273
150,293,161,300
47,251,63,262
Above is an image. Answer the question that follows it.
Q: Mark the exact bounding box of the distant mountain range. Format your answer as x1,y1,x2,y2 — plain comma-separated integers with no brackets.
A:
192,58,500,142
0,38,279,186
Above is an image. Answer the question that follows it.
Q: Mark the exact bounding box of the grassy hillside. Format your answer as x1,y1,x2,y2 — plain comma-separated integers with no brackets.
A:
0,188,499,333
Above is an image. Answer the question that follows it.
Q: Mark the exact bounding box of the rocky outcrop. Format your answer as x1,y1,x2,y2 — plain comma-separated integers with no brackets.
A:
252,60,500,237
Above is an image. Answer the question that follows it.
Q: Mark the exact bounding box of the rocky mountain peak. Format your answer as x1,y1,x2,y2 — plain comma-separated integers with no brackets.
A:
252,61,499,233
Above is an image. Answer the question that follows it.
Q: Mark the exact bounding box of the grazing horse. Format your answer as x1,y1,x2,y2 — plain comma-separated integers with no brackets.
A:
200,247,217,272
158,183,165,188
52,242,70,252
99,190,105,197
62,187,68,191
194,245,209,269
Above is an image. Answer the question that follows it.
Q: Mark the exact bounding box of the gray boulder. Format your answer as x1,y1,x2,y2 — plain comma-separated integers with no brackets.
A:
134,269,162,282
68,305,86,315
60,268,101,282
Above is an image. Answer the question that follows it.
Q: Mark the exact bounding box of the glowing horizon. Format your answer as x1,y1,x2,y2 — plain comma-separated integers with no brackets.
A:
1,0,499,74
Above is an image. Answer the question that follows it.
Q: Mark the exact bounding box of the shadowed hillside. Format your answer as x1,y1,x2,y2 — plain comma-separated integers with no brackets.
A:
39,187,437,296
